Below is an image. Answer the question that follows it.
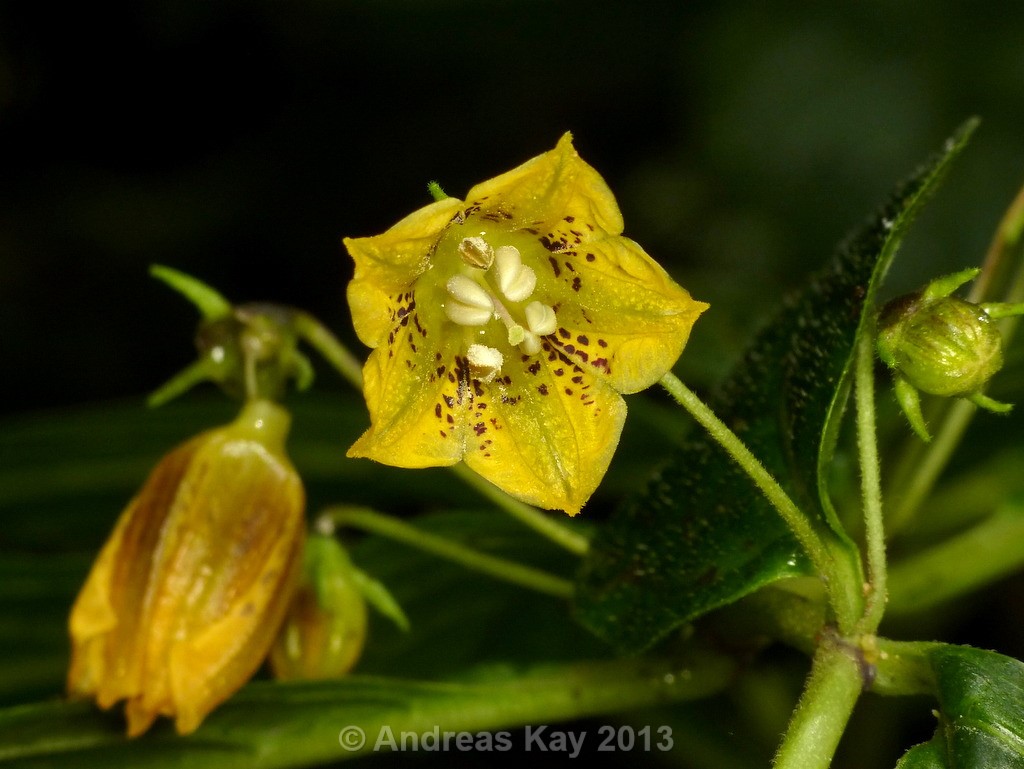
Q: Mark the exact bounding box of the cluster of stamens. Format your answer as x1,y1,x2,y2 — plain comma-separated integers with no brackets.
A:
443,236,558,381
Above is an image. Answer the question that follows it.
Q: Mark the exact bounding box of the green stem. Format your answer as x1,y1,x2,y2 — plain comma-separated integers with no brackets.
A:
292,311,366,390
872,638,939,697
427,180,448,201
659,373,842,613
772,640,863,769
450,464,591,556
855,331,886,633
324,505,575,599
967,181,1024,303
296,312,591,556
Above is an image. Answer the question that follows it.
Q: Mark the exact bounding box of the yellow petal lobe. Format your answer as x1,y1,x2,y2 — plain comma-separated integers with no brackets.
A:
465,133,623,235
462,343,626,514
345,197,463,347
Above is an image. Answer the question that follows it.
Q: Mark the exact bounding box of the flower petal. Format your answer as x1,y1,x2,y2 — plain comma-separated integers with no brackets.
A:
344,197,463,347
167,514,303,735
126,429,305,736
347,290,469,468
81,439,200,714
462,344,627,514
67,502,132,700
464,133,623,236
530,231,708,393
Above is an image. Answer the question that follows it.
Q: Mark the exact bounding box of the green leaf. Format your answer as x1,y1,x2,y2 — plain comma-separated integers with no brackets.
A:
575,120,979,652
895,738,946,769
0,655,734,768
348,511,607,678
888,494,1024,614
928,645,1024,768
896,645,1024,769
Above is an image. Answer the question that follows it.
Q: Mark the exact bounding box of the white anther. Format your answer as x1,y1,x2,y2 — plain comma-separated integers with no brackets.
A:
521,333,542,355
524,301,557,336
445,302,492,326
446,275,492,309
458,236,494,269
507,325,526,346
504,264,537,302
492,245,537,302
467,344,504,383
493,245,522,275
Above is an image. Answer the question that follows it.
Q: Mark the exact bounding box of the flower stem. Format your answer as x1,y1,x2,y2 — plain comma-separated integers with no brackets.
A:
451,464,591,556
324,505,575,599
658,373,838,603
855,330,887,633
772,641,863,769
291,311,366,390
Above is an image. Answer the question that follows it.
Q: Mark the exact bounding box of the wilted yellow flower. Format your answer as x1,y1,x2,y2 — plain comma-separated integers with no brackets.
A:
344,134,707,514
270,532,368,680
67,400,305,736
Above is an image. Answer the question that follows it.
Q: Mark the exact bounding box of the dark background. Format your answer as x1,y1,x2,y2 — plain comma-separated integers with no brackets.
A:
3,1,1023,414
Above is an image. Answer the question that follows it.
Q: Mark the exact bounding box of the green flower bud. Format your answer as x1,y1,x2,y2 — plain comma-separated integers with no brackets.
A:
876,267,1024,441
877,293,1003,398
269,533,368,681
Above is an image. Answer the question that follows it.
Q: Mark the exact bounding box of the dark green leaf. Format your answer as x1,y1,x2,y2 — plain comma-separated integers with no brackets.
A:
895,644,1024,769
927,645,1024,768
575,120,979,652
349,511,607,678
0,655,733,768
895,738,946,769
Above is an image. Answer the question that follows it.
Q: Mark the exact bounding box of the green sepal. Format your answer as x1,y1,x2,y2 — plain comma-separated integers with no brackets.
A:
349,564,411,633
150,264,232,320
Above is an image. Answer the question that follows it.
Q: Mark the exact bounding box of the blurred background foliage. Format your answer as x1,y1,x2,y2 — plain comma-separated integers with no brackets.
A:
2,2,1024,767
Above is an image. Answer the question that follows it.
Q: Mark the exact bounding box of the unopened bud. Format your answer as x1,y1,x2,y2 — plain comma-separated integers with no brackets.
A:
878,293,1003,398
877,267,1022,441
270,533,368,681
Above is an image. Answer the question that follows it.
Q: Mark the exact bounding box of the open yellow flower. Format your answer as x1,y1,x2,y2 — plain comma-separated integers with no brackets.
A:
344,134,707,514
67,400,305,736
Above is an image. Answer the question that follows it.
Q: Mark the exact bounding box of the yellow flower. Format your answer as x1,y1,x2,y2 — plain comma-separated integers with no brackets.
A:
67,400,305,737
269,532,368,681
344,134,708,514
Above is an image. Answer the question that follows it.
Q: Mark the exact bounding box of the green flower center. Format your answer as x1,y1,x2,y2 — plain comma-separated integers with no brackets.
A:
427,226,558,382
